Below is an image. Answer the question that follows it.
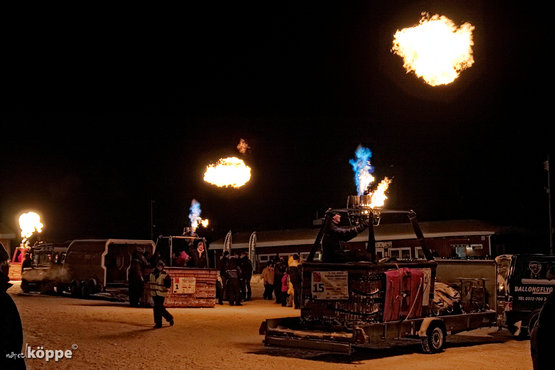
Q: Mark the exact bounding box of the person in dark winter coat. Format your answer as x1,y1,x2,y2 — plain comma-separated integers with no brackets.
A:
225,255,243,305
531,290,555,370
219,251,230,302
287,254,302,309
1,243,26,369
321,213,369,262
273,256,286,304
189,241,208,268
129,247,149,307
238,251,253,301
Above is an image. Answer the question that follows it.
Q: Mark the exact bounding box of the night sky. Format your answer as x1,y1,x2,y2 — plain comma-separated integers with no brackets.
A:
1,2,553,247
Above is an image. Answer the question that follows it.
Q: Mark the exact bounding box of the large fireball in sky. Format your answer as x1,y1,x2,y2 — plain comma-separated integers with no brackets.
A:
19,211,44,238
203,157,251,188
392,13,475,86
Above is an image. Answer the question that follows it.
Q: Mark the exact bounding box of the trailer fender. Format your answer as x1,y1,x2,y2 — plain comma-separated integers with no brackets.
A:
417,318,444,337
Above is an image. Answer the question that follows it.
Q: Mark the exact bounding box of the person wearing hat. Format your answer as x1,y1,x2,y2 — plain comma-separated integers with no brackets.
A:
321,212,370,263
1,242,26,369
149,260,174,328
129,247,149,307
189,240,208,268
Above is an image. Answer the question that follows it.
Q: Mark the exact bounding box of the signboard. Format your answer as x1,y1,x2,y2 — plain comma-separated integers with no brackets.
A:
173,277,196,294
376,241,392,249
311,271,349,300
512,259,555,306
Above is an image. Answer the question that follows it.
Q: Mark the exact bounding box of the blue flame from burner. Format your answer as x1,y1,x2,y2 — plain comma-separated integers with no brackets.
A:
189,199,202,228
349,145,374,195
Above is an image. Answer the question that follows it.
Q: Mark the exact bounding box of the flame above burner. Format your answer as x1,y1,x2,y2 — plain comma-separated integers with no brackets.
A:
392,13,475,86
189,199,209,232
19,211,44,239
368,177,392,209
203,157,251,188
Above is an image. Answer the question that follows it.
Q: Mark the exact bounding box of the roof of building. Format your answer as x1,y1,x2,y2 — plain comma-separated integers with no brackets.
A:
0,222,17,239
210,219,500,249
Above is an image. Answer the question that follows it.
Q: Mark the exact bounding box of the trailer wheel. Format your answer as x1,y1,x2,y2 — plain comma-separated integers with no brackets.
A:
88,278,98,294
421,321,447,354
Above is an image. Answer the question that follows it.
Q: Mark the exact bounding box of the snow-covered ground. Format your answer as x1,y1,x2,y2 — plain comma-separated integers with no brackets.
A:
8,278,532,369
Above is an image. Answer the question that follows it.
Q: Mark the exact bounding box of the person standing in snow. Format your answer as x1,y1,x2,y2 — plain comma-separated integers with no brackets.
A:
261,261,275,300
225,254,242,306
238,251,253,301
287,254,302,309
149,260,174,328
129,247,149,307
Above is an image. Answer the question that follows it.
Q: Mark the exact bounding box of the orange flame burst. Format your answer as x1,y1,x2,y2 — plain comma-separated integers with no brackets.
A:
392,13,475,86
203,157,252,188
19,211,44,238
368,177,392,209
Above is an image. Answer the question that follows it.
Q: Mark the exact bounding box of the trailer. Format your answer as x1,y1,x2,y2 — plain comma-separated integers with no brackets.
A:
260,207,498,354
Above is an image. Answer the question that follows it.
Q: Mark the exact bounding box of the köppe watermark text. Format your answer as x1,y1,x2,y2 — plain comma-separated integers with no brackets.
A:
5,343,78,363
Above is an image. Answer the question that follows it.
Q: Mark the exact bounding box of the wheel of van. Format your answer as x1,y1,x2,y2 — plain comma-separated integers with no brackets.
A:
421,321,447,354
21,279,30,293
54,284,65,296
528,310,541,333
40,280,55,294
80,281,90,299
70,281,80,297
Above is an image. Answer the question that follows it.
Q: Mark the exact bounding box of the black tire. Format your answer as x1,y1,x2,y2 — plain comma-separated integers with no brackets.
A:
528,310,541,334
421,321,447,354
80,281,89,298
40,280,55,294
54,284,65,295
88,278,98,294
21,279,30,293
70,281,80,297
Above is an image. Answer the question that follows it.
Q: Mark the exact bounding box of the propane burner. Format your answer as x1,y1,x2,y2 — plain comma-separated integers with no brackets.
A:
346,195,382,226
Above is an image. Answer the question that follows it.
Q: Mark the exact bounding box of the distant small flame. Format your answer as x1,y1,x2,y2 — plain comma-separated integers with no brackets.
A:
19,211,44,238
203,157,251,188
189,199,209,232
236,138,250,154
392,13,475,86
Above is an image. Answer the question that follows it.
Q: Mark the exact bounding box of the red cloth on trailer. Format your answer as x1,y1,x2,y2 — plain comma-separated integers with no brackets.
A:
383,268,424,322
